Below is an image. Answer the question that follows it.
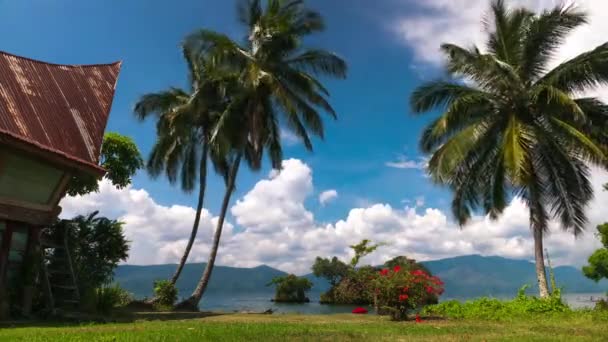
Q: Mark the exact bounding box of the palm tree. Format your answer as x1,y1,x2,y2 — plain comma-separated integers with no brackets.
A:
410,0,608,298
175,0,347,310
134,46,229,287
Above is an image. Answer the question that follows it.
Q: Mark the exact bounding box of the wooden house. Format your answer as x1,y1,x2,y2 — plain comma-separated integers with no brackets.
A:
0,51,121,317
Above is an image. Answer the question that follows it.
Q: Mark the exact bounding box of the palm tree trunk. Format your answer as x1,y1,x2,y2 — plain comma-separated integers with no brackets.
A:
533,227,550,298
176,153,242,311
170,144,209,285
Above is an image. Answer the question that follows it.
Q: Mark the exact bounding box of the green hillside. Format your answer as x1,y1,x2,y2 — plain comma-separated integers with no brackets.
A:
114,255,606,299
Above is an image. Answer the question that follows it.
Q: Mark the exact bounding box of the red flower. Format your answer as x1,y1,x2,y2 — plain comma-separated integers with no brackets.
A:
352,307,368,314
426,286,434,294
379,268,389,276
393,265,401,273
399,294,409,302
402,287,409,293
415,314,423,323
411,269,427,277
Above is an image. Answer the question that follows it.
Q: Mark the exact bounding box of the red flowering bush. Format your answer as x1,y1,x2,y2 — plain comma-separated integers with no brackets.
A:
370,265,444,320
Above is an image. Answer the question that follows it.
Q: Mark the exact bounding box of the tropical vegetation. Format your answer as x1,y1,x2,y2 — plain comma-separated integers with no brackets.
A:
267,274,313,303
582,223,608,283
172,0,347,310
372,265,444,320
313,240,440,311
134,45,230,288
410,0,608,298
67,132,143,196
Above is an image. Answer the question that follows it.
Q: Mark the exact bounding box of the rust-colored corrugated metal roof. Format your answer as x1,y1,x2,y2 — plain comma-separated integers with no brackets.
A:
0,51,121,175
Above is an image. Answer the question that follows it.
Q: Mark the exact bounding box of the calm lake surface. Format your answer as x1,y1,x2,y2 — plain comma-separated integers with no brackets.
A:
197,291,606,314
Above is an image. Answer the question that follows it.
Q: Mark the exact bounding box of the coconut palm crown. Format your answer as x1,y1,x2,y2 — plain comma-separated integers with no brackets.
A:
410,0,608,297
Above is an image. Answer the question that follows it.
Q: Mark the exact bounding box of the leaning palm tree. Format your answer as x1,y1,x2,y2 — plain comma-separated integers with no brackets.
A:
134,46,229,287
175,0,347,310
410,0,608,298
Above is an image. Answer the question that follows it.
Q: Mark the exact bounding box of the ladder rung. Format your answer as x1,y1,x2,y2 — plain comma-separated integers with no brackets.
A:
48,270,72,276
51,284,77,290
56,299,80,304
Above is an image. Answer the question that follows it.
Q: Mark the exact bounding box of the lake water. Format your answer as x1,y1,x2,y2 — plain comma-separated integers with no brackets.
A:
197,291,606,314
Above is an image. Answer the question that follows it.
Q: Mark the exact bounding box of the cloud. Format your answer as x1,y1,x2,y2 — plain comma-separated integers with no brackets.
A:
319,190,339,206
385,155,428,170
61,180,233,266
393,0,608,100
280,129,300,146
61,159,608,275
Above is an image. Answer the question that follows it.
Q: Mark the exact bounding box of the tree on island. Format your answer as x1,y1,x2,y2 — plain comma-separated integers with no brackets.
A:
268,275,313,303
410,0,608,298
175,0,346,310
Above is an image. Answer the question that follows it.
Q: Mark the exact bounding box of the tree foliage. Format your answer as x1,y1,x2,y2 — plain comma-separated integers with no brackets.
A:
179,0,347,308
46,212,130,292
67,133,143,196
349,239,382,268
267,274,312,303
312,256,349,287
409,0,608,297
582,223,608,282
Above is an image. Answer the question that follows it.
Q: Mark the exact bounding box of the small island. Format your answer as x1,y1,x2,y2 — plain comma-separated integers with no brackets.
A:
267,274,313,303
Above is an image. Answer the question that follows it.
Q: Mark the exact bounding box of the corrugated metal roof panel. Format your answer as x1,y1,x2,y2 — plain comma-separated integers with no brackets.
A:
0,51,121,174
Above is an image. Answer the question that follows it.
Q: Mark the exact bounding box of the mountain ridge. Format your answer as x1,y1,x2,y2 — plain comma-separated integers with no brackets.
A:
113,254,607,299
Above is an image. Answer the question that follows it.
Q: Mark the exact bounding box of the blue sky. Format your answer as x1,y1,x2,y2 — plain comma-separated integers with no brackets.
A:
0,0,448,222
9,0,608,271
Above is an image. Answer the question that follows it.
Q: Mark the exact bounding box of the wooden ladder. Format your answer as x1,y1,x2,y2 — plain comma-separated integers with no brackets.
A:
39,226,80,313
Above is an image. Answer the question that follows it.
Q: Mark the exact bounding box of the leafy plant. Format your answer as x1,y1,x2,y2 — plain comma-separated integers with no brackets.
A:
153,280,178,308
45,213,129,295
93,284,133,314
371,266,444,320
422,285,569,321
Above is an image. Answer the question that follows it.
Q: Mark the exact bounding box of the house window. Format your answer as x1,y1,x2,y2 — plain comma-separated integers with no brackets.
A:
0,149,64,206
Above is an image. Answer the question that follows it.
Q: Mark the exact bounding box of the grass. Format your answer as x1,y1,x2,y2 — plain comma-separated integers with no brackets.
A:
1,312,607,341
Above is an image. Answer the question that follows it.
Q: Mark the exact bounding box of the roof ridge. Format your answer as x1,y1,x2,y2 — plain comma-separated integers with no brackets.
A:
0,50,121,68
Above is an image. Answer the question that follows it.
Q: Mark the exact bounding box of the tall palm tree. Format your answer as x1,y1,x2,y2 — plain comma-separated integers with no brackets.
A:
134,46,229,286
175,0,347,310
410,0,608,298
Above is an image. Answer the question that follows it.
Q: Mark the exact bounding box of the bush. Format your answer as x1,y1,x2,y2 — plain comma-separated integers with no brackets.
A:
153,280,178,307
268,275,313,303
330,266,376,305
422,285,570,320
371,265,444,320
93,284,133,314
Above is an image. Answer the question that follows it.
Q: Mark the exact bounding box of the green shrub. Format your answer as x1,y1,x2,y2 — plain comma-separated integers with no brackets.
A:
422,285,569,320
153,280,177,307
93,284,133,314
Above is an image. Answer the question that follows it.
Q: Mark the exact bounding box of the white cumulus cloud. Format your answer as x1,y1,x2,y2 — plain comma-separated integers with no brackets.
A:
60,159,608,275
319,190,339,206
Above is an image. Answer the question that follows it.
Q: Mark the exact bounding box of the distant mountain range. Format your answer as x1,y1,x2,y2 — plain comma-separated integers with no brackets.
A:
113,255,607,300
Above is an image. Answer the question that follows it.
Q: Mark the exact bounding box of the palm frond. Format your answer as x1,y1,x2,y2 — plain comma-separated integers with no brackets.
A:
539,42,608,93
286,49,347,78
521,4,587,81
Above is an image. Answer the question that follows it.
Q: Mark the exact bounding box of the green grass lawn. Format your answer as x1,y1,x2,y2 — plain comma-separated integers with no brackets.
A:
1,312,607,341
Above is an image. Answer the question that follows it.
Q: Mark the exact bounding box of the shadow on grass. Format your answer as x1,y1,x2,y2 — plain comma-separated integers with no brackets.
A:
0,310,226,329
